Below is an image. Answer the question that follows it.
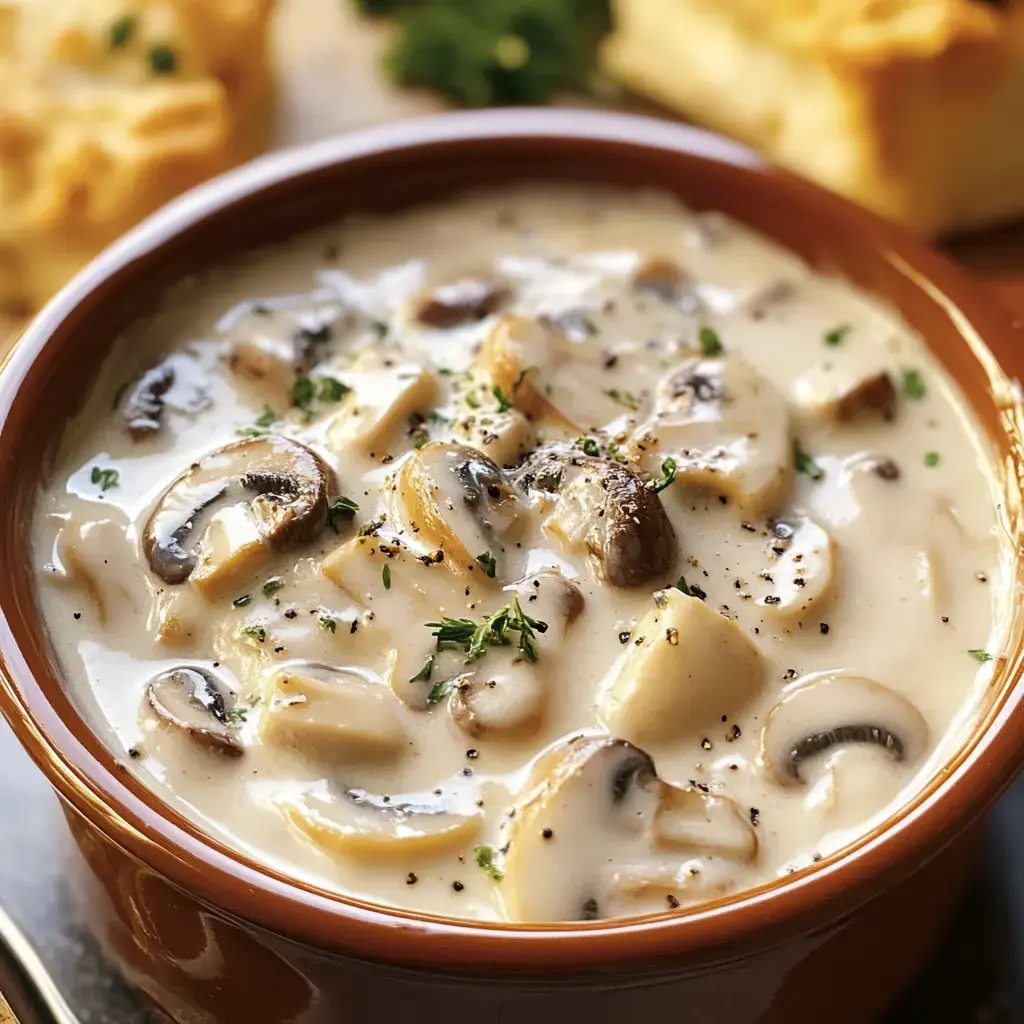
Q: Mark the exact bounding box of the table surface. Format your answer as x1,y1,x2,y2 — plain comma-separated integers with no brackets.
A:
3,2,1024,1021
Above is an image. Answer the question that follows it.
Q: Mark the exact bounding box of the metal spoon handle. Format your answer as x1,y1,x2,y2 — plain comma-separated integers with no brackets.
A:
0,905,81,1024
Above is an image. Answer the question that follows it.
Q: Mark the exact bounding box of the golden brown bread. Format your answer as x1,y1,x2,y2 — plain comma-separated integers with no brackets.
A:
601,0,1024,236
0,0,276,314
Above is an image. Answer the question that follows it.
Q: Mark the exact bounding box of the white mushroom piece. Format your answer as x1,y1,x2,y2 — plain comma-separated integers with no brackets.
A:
144,665,244,756
791,361,897,423
749,516,836,623
600,588,764,744
392,442,523,574
445,571,585,738
500,737,756,922
143,436,336,601
760,671,929,787
514,446,677,588
635,354,793,516
260,661,407,761
282,785,481,860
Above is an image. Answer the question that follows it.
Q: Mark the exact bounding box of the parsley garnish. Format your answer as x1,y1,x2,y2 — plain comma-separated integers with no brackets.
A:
924,451,940,468
674,576,692,597
425,595,547,665
464,391,482,410
236,427,271,438
603,388,639,411
254,404,277,427
226,697,262,724
410,426,430,449
698,326,723,356
319,615,337,633
292,376,316,410
90,466,119,491
148,44,177,75
262,577,284,597
233,594,252,608
902,369,926,400
382,564,392,590
578,437,600,457
109,14,135,49
326,496,359,532
649,456,678,493
409,654,435,684
242,624,267,643
512,368,529,393
794,444,824,481
968,649,993,662
474,844,503,882
476,551,497,578
370,319,388,339
318,376,351,402
358,515,386,537
824,325,850,347
426,679,454,705
492,385,513,413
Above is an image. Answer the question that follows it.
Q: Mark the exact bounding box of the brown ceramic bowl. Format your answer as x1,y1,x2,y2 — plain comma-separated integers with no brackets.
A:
0,110,1023,1024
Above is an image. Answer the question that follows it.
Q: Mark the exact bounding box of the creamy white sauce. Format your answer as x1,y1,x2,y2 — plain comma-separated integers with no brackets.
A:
32,186,1011,923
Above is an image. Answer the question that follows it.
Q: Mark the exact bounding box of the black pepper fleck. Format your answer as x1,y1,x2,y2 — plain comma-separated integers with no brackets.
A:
406,872,418,885
452,881,465,892
541,827,553,840
666,895,680,909
749,807,760,827
466,749,479,760
819,622,830,635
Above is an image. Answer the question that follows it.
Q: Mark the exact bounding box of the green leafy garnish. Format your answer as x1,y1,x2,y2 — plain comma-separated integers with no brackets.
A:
109,14,136,49
476,551,497,578
698,325,723,356
382,564,392,590
603,388,639,411
236,427,271,438
409,654,435,684
464,391,482,410
474,844,504,882
924,451,941,468
410,426,430,449
254,405,277,428
292,376,316,410
318,376,351,402
823,324,851,347
425,594,548,665
968,649,993,662
242,624,267,643
327,496,360,532
226,697,262,724
148,44,177,75
90,466,120,491
902,369,926,400
370,318,389,339
262,577,284,597
674,576,692,597
512,368,529,393
794,444,824,481
358,515,386,537
578,437,600,457
426,678,454,705
319,615,337,633
233,594,252,608
649,456,678,494
492,385,513,413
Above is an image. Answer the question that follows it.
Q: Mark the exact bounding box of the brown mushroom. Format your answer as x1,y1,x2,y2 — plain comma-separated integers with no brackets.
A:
414,275,509,329
633,257,698,311
144,436,335,594
123,360,175,439
145,666,243,755
792,365,897,422
515,447,676,588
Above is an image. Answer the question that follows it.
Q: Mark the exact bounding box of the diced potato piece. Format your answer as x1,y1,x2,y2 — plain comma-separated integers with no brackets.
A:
600,589,764,742
52,517,136,625
189,504,269,601
452,407,535,466
327,366,437,453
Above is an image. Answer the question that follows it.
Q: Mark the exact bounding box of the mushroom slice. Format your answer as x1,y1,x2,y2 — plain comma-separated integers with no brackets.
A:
393,442,523,571
760,671,929,787
282,786,481,860
637,354,792,516
413,274,509,328
750,517,836,622
448,658,545,739
652,784,757,862
260,662,407,761
123,360,175,439
633,257,699,311
144,436,335,600
600,589,764,743
52,517,136,626
145,666,243,756
327,366,437,454
516,447,676,588
792,364,897,422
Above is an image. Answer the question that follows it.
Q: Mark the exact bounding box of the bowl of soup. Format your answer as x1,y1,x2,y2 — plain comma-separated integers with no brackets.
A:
0,110,1022,1024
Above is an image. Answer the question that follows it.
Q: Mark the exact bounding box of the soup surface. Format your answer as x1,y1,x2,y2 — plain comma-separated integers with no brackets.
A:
33,186,1011,923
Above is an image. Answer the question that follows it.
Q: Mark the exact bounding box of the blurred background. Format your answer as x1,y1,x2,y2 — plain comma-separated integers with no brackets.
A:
0,1,1022,1020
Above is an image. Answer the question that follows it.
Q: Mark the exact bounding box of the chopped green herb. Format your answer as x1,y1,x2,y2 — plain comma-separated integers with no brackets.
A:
902,369,926,400
426,678,454,705
794,444,824,481
410,426,430,449
409,653,435,684
674,576,691,597
254,404,277,427
512,368,529,393
109,14,136,49
319,615,337,633
464,391,482,410
233,594,252,608
242,624,267,643
425,595,547,666
427,410,450,425
90,466,120,491
327,496,359,532
317,376,351,402
823,324,851,347
968,649,993,662
606,441,629,465
291,376,316,410
924,451,941,468
262,577,284,597
476,551,497,578
578,437,600,457
370,319,388,339
603,388,639,411
225,696,262,724
382,564,392,590
698,325,723,356
148,44,178,75
649,456,678,494
236,427,271,438
358,515,386,537
492,385,513,413
474,844,504,882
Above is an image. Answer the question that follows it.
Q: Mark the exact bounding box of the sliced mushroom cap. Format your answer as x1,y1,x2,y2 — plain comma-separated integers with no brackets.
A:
282,785,481,860
448,660,545,739
123,360,175,439
394,442,522,571
413,274,509,329
636,354,792,516
516,447,676,588
792,364,897,422
144,436,335,597
750,516,836,622
633,257,699,312
260,661,407,760
600,588,764,743
327,366,437,453
760,671,929,786
145,666,243,756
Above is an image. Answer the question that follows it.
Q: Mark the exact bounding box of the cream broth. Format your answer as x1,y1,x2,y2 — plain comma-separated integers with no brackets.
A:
32,186,1011,923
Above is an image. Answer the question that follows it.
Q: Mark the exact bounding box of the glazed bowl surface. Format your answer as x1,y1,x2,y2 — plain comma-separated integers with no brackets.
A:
1,109,1023,1024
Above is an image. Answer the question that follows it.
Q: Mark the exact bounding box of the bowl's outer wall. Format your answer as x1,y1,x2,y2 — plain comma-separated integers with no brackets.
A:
0,111,1022,1021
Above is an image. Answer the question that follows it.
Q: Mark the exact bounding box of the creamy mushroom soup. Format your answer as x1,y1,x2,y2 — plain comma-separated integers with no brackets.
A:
33,187,1011,923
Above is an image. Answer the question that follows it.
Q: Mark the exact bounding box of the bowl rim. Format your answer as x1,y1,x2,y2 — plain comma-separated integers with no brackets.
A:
1,107,1024,973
